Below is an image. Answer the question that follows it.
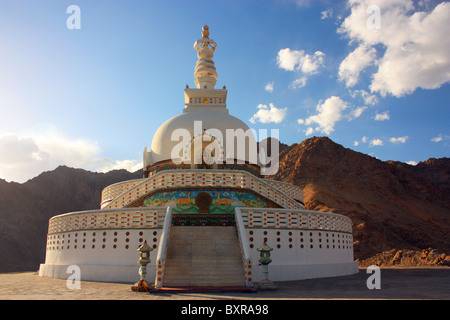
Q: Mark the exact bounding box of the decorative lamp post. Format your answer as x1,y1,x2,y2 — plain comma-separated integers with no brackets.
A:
131,240,154,292
257,242,276,289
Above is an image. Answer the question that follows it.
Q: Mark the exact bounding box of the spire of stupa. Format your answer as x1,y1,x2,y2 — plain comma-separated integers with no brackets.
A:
193,25,218,89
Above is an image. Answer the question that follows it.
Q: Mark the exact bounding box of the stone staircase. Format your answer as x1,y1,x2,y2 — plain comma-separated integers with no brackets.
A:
162,226,246,288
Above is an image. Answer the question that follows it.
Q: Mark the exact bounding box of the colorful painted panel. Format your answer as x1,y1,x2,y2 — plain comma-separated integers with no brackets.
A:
141,190,270,214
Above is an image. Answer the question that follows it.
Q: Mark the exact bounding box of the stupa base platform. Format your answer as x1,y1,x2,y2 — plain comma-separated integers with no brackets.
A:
39,262,359,283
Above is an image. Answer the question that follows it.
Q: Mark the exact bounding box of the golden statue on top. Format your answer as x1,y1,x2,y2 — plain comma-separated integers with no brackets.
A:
194,25,217,52
201,25,210,38
193,25,218,88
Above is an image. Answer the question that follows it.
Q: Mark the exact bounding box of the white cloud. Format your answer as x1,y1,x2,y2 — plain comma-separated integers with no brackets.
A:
349,89,379,106
390,136,409,144
0,131,142,183
370,138,384,146
305,127,315,136
374,111,390,121
321,8,333,20
302,51,326,74
338,1,450,97
338,44,377,87
354,135,371,146
431,134,443,142
98,159,142,173
277,48,325,74
298,96,350,135
276,48,325,89
249,103,288,124
276,48,304,72
289,76,308,89
349,106,367,120
264,82,274,93
406,160,418,166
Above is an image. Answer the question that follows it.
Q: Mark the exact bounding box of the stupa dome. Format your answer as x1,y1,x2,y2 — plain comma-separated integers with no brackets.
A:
147,107,255,166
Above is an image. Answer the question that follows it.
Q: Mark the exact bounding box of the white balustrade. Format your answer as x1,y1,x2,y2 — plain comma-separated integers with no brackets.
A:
101,173,304,209
262,179,304,203
103,169,304,211
47,205,351,240
239,207,352,234
235,207,253,288
47,207,167,235
101,178,146,208
154,207,172,289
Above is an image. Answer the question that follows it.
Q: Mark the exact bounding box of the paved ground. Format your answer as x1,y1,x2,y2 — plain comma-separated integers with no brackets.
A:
0,267,449,300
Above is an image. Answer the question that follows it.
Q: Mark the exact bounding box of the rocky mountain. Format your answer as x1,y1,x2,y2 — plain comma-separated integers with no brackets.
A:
268,137,450,266
0,166,142,272
0,137,449,272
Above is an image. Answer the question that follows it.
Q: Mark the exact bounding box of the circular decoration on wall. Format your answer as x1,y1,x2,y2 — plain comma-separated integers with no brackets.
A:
195,192,213,211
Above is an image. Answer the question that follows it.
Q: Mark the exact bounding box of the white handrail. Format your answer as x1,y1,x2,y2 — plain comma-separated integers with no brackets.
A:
238,207,353,233
100,178,147,207
103,168,304,210
235,207,253,288
47,207,167,234
154,206,172,288
261,178,304,202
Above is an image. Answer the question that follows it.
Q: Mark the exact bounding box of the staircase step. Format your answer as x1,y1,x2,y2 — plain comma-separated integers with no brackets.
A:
164,274,245,280
164,267,245,274
162,226,247,287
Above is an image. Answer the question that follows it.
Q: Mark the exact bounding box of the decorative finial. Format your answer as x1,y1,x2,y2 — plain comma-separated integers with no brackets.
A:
202,25,210,38
193,25,218,89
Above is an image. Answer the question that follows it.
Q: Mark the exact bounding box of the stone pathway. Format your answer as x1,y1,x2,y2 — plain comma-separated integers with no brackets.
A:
0,268,449,300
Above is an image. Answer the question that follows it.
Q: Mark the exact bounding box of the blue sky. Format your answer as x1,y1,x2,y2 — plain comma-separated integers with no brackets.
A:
0,0,449,183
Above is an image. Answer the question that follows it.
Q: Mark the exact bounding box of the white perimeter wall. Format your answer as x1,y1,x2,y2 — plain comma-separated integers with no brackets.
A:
40,226,357,283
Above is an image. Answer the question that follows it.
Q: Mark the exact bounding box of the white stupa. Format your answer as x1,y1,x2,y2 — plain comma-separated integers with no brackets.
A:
39,26,358,288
